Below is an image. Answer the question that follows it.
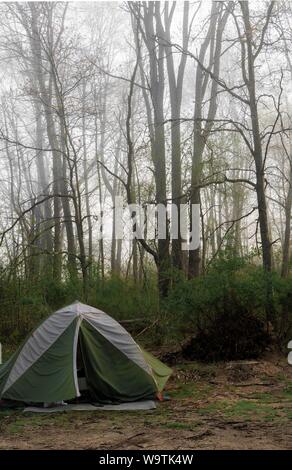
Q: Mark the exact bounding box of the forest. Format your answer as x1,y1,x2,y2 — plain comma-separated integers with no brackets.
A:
0,0,292,451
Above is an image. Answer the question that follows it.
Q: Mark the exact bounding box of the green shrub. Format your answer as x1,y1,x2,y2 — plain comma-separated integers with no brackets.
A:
0,273,159,347
0,250,291,355
166,254,267,333
164,251,292,356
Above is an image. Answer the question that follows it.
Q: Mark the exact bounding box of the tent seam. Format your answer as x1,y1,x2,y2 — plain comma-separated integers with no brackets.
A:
73,316,82,397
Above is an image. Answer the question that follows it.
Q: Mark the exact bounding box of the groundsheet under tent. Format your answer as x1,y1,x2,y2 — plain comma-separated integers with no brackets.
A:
23,400,156,413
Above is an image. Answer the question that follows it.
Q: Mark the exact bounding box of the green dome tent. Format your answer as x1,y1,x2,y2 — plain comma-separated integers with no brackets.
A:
0,302,172,404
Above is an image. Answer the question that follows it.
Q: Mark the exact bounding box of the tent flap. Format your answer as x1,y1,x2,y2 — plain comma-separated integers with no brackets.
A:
142,349,172,392
79,319,157,403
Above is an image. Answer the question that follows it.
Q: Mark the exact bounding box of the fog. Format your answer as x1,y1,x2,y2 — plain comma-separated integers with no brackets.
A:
0,1,290,292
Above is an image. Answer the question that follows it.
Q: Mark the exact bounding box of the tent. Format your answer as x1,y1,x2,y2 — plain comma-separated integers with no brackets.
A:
0,301,172,404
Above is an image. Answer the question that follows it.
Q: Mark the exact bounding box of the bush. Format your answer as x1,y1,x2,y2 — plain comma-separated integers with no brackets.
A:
271,275,292,344
92,276,158,321
0,273,159,347
182,309,271,362
1,250,292,357
166,254,268,334
164,252,281,359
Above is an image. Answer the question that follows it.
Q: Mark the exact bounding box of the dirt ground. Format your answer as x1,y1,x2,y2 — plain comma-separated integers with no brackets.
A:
0,353,291,450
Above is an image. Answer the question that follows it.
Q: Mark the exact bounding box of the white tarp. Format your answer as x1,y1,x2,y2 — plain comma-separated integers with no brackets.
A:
24,400,156,413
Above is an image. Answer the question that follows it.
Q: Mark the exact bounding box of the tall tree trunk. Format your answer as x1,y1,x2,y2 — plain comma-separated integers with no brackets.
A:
188,3,229,277
130,2,171,297
33,100,53,275
59,122,78,282
82,81,93,278
29,5,62,281
240,1,274,323
281,162,292,277
161,2,190,271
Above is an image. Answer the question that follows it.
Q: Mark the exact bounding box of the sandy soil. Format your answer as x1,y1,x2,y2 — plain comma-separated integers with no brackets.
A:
1,411,290,450
0,354,291,450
